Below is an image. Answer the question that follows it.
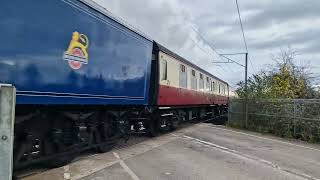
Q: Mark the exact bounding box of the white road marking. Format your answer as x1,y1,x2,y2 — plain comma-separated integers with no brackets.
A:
72,134,178,180
64,173,71,180
181,134,320,180
113,152,120,159
72,160,119,180
113,152,141,180
64,165,71,180
205,125,320,152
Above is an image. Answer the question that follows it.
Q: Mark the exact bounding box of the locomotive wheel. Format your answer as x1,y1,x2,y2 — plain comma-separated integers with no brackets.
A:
13,134,37,168
45,130,78,168
45,140,78,168
96,131,116,153
96,120,117,153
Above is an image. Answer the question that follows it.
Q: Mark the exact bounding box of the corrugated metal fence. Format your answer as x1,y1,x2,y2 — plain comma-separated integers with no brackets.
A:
228,99,320,143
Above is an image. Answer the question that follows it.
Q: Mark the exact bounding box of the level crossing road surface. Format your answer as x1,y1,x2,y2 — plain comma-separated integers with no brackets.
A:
20,123,320,180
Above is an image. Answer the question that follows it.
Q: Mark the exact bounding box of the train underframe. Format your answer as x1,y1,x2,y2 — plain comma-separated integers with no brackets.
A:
13,104,228,171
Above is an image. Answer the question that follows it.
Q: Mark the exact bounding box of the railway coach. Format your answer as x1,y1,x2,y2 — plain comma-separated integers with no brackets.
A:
0,0,229,169
148,43,229,134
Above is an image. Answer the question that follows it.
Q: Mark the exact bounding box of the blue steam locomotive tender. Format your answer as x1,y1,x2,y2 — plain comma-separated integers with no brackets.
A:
0,0,228,170
1,0,153,105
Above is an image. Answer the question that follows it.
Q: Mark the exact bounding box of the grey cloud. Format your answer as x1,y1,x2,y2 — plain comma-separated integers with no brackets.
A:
250,28,320,50
302,42,320,55
239,0,320,29
92,0,192,50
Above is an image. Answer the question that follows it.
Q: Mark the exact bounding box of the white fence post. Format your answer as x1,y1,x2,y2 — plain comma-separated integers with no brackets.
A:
0,85,16,180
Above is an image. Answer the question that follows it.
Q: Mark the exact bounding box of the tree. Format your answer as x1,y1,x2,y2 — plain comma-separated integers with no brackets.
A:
236,47,316,99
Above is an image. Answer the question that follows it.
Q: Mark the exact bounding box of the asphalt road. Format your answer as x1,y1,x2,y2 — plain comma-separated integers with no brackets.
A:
22,123,320,180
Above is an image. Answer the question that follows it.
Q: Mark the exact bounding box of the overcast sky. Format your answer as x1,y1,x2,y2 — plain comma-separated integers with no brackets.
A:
92,0,320,88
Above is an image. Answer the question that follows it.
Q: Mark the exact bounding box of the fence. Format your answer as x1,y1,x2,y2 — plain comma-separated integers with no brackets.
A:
228,98,320,143
0,85,16,180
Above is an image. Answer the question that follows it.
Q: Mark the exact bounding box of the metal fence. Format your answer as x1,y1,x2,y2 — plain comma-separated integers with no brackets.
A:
0,86,16,180
228,98,320,143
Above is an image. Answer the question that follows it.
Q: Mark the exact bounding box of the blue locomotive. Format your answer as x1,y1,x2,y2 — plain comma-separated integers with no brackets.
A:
1,0,153,105
0,0,228,169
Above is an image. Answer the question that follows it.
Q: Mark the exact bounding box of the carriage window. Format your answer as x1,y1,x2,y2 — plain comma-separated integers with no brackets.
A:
191,70,197,90
179,64,187,88
180,64,186,72
192,70,196,76
211,81,215,92
161,59,167,81
206,77,210,91
199,73,204,90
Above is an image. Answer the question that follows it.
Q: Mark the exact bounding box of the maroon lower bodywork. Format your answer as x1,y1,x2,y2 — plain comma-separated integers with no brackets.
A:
157,85,228,106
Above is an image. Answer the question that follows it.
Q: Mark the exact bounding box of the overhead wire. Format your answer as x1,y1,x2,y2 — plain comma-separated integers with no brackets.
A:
190,25,244,74
188,33,237,76
190,25,220,55
189,37,213,56
235,0,248,53
235,0,256,74
187,3,256,79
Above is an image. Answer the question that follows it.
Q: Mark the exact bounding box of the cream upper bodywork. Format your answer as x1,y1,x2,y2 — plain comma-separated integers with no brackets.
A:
158,51,228,96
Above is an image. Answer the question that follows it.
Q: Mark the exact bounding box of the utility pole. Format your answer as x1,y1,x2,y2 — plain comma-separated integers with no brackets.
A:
213,52,249,127
213,0,250,127
245,53,248,128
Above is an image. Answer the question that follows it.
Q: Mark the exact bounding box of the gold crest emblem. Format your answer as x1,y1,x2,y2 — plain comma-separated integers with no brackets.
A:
63,31,89,70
